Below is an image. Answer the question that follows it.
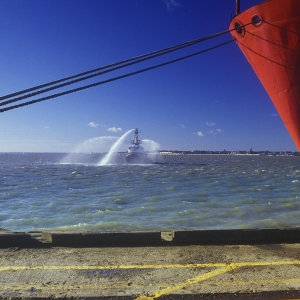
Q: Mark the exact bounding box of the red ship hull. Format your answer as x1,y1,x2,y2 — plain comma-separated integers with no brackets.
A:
229,0,300,150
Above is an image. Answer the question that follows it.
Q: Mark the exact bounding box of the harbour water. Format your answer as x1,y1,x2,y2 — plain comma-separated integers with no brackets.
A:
1,152,300,232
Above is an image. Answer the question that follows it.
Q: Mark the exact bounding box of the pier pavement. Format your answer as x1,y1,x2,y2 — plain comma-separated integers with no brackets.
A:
1,228,300,299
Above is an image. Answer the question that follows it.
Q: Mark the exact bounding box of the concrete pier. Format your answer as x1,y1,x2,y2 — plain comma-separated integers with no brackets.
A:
1,228,300,299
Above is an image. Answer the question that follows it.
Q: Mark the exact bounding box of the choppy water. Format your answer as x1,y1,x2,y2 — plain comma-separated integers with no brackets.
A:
1,153,300,232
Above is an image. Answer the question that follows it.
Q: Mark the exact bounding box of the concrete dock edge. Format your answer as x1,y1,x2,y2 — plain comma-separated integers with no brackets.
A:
2,227,300,247
173,228,300,244
0,228,33,247
42,230,163,247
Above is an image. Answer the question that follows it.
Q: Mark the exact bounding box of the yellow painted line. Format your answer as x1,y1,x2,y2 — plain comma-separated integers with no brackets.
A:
208,277,300,287
135,265,237,300
135,261,300,300
0,263,227,272
0,283,132,291
0,285,77,291
1,261,300,299
231,260,300,267
0,267,237,297
1,277,300,292
1,260,300,272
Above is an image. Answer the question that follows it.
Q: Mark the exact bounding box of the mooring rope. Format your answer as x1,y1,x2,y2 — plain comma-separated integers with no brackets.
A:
0,21,254,112
0,29,232,103
0,40,234,113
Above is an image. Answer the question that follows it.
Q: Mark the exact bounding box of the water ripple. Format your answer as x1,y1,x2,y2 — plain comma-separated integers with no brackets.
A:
1,153,300,231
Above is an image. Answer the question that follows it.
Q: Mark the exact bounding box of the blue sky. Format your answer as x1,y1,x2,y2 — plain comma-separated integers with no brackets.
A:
0,0,296,153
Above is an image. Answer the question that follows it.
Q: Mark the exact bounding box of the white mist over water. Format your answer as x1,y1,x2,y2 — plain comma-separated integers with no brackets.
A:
98,129,134,165
59,129,162,165
142,139,163,162
60,136,118,164
141,139,160,151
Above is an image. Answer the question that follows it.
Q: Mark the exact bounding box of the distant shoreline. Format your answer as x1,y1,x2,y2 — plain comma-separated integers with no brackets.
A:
159,151,299,156
0,151,299,156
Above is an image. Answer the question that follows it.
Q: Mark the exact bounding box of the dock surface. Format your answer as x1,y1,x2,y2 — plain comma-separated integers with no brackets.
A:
1,228,300,299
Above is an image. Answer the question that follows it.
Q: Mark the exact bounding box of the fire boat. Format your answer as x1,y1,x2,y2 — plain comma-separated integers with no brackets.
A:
125,128,152,164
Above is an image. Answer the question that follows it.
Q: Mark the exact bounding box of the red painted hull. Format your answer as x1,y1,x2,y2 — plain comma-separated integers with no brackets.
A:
229,0,300,150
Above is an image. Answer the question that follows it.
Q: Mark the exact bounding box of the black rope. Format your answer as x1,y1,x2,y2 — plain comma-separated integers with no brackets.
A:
0,40,234,113
0,29,232,103
236,34,294,70
263,20,300,35
245,25,299,51
0,21,255,112
2,23,255,105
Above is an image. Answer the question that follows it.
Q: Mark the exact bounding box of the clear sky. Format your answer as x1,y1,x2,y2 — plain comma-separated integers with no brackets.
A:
0,0,296,153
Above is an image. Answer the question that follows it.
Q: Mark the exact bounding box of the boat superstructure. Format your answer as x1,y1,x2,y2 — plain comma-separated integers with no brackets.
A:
229,0,300,150
125,128,151,164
